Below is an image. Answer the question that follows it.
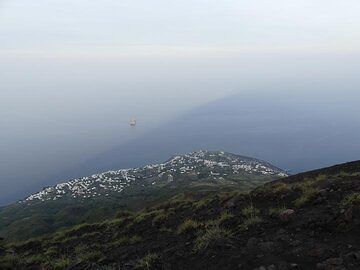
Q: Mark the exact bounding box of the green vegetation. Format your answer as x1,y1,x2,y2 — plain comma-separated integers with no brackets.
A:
109,235,142,247
135,253,160,270
0,154,281,243
2,160,360,269
239,203,262,230
268,206,287,216
272,182,291,193
294,186,318,207
177,219,201,234
151,209,171,226
340,192,360,208
292,176,324,207
194,226,233,253
0,254,23,270
115,210,133,219
53,257,72,270
241,205,260,217
216,211,236,226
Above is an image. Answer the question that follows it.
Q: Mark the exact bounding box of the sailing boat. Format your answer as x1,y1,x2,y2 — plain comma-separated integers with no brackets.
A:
130,117,137,128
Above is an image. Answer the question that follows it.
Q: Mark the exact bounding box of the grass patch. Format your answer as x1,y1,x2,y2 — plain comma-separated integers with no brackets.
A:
239,202,262,230
341,192,360,208
159,227,172,233
240,216,263,231
268,206,287,216
177,219,201,234
193,198,213,210
74,244,102,262
115,210,133,219
109,235,142,247
272,182,291,193
216,211,235,226
294,187,318,207
242,205,260,217
151,210,170,226
0,254,24,269
26,254,46,265
135,253,160,270
205,211,236,228
193,226,232,253
52,257,72,270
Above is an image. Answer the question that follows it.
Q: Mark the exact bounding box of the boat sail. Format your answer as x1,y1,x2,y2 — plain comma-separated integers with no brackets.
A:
129,118,137,127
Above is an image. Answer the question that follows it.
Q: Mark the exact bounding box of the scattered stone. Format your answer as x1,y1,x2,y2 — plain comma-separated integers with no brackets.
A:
278,261,289,270
267,265,277,270
317,257,344,270
226,199,236,209
290,240,302,247
308,246,325,258
345,251,360,263
275,229,290,242
247,238,260,250
279,209,295,222
344,207,353,221
319,189,327,195
258,241,276,253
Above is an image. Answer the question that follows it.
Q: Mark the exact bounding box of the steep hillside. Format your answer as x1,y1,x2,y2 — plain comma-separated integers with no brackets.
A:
0,151,286,241
1,160,360,270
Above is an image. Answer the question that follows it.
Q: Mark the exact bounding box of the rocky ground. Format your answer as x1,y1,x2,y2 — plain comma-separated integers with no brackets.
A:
0,160,360,270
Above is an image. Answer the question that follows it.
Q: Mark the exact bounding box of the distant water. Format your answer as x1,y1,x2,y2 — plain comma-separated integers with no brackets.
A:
53,89,360,183
2,88,360,205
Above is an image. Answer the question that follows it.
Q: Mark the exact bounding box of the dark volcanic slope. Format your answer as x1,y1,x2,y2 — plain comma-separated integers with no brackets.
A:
1,160,360,270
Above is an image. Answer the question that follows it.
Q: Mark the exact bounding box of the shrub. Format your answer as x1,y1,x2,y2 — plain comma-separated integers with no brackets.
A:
205,211,236,228
177,219,201,234
26,254,45,264
193,226,232,253
272,182,290,193
115,210,133,219
44,246,58,257
135,253,160,270
134,212,153,223
53,257,72,270
268,206,287,216
77,250,102,262
341,193,360,208
240,203,262,230
239,216,263,231
194,197,215,210
159,227,172,233
294,187,318,207
218,211,235,224
0,254,24,269
152,210,169,226
110,235,142,247
242,205,260,218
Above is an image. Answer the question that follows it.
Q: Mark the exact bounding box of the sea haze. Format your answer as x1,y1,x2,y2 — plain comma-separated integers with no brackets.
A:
56,85,360,181
1,51,360,205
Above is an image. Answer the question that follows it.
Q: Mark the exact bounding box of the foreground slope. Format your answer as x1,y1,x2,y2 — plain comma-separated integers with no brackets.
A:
0,151,286,241
1,160,360,269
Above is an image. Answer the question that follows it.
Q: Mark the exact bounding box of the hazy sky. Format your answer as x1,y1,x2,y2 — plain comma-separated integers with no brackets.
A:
1,0,360,203
1,0,360,52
